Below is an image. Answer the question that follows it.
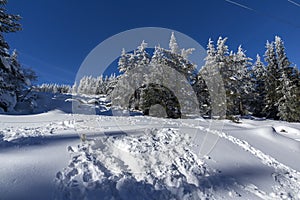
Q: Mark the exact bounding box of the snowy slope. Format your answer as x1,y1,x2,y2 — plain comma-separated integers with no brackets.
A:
0,95,300,200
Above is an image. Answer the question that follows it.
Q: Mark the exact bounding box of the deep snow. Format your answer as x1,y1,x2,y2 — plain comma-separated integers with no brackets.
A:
0,94,300,200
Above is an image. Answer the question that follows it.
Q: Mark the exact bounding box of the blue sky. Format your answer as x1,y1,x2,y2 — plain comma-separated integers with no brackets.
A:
5,0,300,85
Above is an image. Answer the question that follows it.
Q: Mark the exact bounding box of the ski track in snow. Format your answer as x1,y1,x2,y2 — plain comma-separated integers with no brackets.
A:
179,121,300,200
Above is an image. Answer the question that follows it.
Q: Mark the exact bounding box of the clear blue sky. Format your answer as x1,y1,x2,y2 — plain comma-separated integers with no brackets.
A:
5,0,300,85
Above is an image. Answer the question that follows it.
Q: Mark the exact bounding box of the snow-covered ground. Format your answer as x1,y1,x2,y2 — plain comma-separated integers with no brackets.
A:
1,94,300,200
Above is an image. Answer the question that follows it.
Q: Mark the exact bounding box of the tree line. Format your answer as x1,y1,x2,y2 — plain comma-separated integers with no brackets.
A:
113,33,300,122
35,74,117,95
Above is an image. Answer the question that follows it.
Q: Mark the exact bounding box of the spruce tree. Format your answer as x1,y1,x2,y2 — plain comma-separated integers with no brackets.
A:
198,38,229,118
251,54,267,117
118,48,129,73
0,1,34,112
0,0,21,57
169,32,179,54
114,33,198,118
233,46,252,115
195,38,216,117
264,41,280,119
72,82,77,94
275,36,300,121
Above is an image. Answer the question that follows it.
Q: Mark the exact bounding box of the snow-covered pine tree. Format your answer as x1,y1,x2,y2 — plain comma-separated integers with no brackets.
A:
118,48,129,73
113,33,198,118
277,70,298,121
128,41,150,111
200,37,251,118
215,37,235,117
118,41,150,74
72,82,77,94
216,37,249,117
169,32,179,54
77,76,87,94
0,0,21,57
75,75,113,95
264,40,280,119
251,54,267,117
156,34,197,83
147,33,197,117
215,37,229,81
233,45,252,116
0,2,34,112
193,73,210,116
12,50,37,93
94,75,103,94
275,36,300,121
290,66,300,121
194,38,216,117
136,40,150,66
149,45,165,81
105,73,118,95
216,37,229,67
114,41,151,110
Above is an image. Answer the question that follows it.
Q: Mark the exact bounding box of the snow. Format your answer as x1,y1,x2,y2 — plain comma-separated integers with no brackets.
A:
1,56,11,71
0,91,17,112
273,125,300,141
0,93,300,199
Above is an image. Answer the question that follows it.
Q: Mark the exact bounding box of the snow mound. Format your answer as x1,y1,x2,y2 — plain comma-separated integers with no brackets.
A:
55,128,215,200
273,125,300,141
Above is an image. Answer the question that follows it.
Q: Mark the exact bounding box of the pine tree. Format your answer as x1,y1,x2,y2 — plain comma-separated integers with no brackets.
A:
149,33,197,117
10,50,31,95
169,32,179,54
135,40,151,67
200,37,252,118
251,54,267,117
194,38,216,116
193,73,210,116
77,76,87,94
95,75,103,94
0,2,35,112
215,37,234,116
264,40,280,119
277,71,298,121
216,37,229,65
151,45,196,83
118,48,129,73
233,45,252,115
105,73,118,95
113,33,199,118
118,41,150,74
291,66,300,121
0,0,21,57
275,36,300,121
72,82,77,94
